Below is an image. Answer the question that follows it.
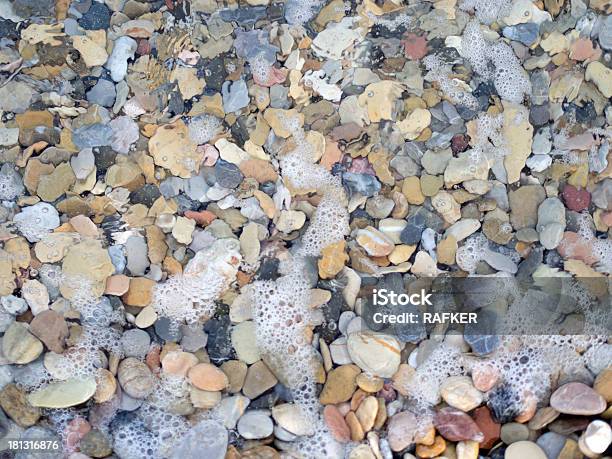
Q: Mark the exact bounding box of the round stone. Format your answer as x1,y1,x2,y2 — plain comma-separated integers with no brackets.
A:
500,422,530,444
188,363,229,391
550,382,606,415
505,440,547,459
237,410,273,440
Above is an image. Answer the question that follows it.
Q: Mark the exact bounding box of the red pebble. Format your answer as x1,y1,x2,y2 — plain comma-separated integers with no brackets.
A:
377,382,397,402
348,157,376,175
65,417,91,453
434,407,484,442
472,406,501,449
184,210,217,227
562,184,591,211
323,405,351,443
402,33,428,60
451,134,470,154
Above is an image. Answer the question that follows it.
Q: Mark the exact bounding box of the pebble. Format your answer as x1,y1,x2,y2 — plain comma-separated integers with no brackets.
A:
440,376,484,412
500,422,530,444
87,78,116,107
387,411,418,451
536,431,567,459
550,382,607,415
29,310,68,354
0,1,610,457
237,410,274,440
231,321,260,365
347,332,401,378
2,322,43,364
581,420,612,455
117,357,155,399
106,36,137,82
504,440,547,459
0,384,40,427
27,378,97,408
434,407,484,442
79,429,113,458
272,403,314,436
320,364,360,404
242,361,277,399
356,226,395,257
188,363,229,391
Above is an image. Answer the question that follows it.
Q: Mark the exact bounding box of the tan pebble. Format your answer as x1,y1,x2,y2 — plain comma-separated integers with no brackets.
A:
242,360,277,399
391,363,415,396
528,406,560,430
69,215,98,238
189,387,221,409
94,369,117,404
350,388,367,411
594,367,612,402
348,444,376,459
319,364,360,405
557,438,582,459
161,351,199,377
416,435,446,458
104,275,130,296
135,306,157,328
415,424,436,446
346,411,365,442
440,376,484,412
188,363,228,391
356,373,384,393
2,322,43,365
355,396,378,432
318,240,349,279
437,236,458,265
388,244,416,265
402,176,425,204
220,360,248,393
373,397,387,430
355,226,395,257
121,277,156,307
456,440,479,459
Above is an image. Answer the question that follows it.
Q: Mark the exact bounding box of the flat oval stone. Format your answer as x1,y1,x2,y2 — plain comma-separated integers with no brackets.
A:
387,411,418,451
434,407,484,442
27,378,96,408
550,382,606,415
505,440,547,459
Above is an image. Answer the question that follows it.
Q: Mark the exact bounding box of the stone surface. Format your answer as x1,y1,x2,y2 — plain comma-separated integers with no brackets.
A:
27,378,96,408
347,332,401,378
550,382,607,415
2,322,43,364
320,364,360,404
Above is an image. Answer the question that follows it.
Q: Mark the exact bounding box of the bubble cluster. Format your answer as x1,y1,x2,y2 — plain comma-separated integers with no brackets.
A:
112,417,162,459
455,234,488,273
459,20,531,104
423,55,479,110
250,125,349,457
459,0,512,25
284,0,324,25
152,238,242,330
